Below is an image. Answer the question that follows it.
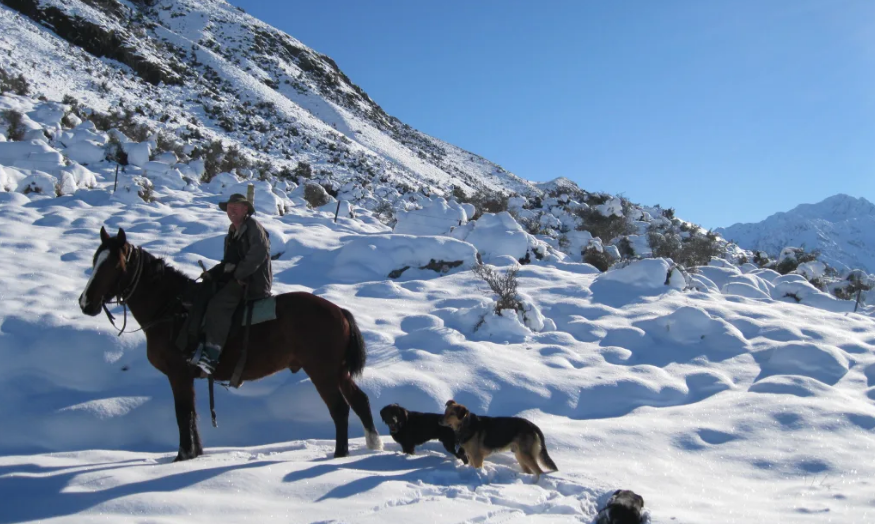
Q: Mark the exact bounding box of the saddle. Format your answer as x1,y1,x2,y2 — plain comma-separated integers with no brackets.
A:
175,281,276,385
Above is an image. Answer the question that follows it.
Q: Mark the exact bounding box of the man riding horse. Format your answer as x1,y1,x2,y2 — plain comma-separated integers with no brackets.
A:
193,193,271,375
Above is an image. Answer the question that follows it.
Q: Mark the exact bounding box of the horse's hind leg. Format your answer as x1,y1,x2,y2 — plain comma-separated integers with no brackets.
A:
169,371,202,461
310,374,350,458
339,373,383,451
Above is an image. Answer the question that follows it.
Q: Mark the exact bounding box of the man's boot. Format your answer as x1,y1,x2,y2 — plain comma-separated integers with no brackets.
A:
195,342,222,375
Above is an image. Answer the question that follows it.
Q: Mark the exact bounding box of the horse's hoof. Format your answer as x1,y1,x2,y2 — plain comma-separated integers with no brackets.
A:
174,447,197,462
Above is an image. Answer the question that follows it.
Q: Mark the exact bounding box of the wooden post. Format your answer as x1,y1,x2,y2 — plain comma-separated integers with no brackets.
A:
855,288,862,313
334,200,341,223
113,164,119,193
246,184,255,205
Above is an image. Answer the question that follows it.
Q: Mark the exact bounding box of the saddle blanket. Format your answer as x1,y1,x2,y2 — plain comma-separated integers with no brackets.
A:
242,296,277,325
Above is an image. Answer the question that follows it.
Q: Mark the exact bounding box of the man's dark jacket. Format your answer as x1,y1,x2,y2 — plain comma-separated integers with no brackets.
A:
208,216,271,301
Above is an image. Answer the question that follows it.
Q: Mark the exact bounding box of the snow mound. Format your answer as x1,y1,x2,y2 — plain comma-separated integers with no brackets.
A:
596,258,678,290
762,342,849,385
393,197,466,236
326,234,478,282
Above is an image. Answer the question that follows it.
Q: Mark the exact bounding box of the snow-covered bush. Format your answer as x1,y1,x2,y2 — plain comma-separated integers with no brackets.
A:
573,203,633,243
648,228,724,268
775,247,819,275
454,187,508,219
830,270,873,302
583,239,616,271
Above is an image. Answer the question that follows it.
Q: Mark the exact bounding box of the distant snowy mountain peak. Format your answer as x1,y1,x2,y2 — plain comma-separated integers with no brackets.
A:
782,193,875,221
717,194,875,272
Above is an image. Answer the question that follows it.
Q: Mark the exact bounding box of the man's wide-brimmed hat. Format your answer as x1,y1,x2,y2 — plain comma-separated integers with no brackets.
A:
219,193,255,215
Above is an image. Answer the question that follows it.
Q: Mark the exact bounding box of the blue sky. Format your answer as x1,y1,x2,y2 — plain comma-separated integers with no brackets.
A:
230,0,875,228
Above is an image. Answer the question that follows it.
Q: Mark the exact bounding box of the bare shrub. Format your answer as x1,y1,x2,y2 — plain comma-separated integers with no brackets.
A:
517,215,543,235
0,67,29,96
220,144,250,175
303,182,330,208
471,264,523,314
583,244,614,272
2,110,25,141
294,161,313,180
138,180,155,203
105,134,128,165
191,140,225,182
617,237,635,259
191,140,250,182
574,207,633,242
372,200,396,226
753,251,772,268
456,188,508,219
155,131,187,159
22,184,42,195
678,231,725,267
648,229,724,268
89,107,151,140
648,230,682,260
832,270,872,301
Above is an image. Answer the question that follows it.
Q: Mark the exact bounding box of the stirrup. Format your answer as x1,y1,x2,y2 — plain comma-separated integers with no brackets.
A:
189,344,204,365
195,357,216,375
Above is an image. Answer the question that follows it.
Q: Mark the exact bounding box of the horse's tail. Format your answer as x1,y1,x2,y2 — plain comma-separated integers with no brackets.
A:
341,308,366,377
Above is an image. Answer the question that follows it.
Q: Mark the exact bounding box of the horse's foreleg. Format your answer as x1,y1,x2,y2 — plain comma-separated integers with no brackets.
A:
169,372,202,461
311,375,350,458
339,373,382,451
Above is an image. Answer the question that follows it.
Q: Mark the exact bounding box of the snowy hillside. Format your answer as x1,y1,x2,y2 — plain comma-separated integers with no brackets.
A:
0,0,531,196
3,1,875,523
717,194,875,272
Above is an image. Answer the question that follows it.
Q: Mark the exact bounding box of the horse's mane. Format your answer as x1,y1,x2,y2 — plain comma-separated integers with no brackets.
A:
139,248,194,286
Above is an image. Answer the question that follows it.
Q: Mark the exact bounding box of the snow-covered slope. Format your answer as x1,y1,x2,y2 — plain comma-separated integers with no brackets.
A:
0,0,531,196
717,194,875,272
3,162,875,522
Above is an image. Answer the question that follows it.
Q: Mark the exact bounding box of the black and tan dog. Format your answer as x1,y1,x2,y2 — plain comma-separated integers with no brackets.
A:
380,403,468,463
440,400,558,480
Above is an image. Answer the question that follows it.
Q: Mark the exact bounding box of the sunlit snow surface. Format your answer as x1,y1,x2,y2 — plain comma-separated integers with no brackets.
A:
1,167,875,522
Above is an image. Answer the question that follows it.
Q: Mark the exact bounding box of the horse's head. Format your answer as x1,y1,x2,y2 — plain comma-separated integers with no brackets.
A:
79,226,132,316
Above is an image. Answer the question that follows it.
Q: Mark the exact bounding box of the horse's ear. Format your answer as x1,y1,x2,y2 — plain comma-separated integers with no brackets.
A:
100,226,110,243
117,228,126,245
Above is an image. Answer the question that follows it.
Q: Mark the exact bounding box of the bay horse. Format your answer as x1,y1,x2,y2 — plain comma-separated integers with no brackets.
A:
78,226,383,461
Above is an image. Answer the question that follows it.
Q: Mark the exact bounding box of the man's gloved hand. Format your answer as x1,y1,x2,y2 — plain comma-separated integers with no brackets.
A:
200,271,211,281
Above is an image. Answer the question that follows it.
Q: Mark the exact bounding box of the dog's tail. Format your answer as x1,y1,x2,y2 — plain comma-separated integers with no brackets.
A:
534,424,558,472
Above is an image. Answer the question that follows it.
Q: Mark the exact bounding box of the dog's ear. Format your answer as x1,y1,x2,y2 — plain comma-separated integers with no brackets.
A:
457,404,470,418
399,408,408,423
445,399,456,408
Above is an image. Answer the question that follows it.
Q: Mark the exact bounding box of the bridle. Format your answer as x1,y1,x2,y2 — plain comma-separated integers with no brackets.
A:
101,244,145,336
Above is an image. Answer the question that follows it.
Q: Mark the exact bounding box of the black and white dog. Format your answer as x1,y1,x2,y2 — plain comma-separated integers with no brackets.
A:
596,490,646,524
380,403,467,463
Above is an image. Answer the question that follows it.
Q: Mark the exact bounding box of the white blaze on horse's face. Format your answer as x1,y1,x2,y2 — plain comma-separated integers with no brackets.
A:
79,248,111,312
